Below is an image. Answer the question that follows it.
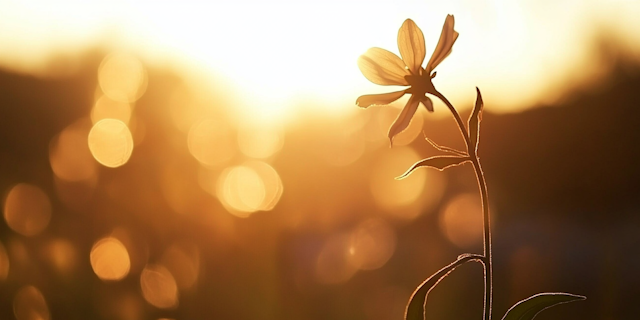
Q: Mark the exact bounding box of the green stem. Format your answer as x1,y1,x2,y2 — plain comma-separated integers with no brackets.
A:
432,90,493,320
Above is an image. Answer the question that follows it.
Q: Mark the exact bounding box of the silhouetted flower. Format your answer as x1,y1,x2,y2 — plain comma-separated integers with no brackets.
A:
357,15,458,145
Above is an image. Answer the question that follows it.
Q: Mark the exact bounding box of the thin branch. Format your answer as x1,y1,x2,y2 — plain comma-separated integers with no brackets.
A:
424,135,467,156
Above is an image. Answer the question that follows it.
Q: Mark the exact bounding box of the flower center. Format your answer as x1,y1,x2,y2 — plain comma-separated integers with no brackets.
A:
404,70,436,96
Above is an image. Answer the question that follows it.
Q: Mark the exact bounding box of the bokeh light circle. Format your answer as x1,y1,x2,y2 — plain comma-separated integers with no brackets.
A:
90,237,131,281
439,193,483,249
49,120,98,182
216,161,284,217
247,161,283,211
216,165,265,217
140,264,179,309
88,119,134,168
3,183,51,236
44,238,77,275
315,234,358,284
349,218,397,270
98,53,147,103
13,286,49,320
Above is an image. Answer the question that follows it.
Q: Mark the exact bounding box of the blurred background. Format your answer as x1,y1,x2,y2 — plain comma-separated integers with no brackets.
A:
0,1,639,320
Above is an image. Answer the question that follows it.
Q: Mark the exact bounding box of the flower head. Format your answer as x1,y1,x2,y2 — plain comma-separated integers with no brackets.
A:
356,15,459,145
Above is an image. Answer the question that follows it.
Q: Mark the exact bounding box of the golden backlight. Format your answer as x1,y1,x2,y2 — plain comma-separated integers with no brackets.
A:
90,237,131,281
216,161,283,217
187,118,235,167
0,1,638,119
237,123,284,159
88,119,134,168
98,53,147,103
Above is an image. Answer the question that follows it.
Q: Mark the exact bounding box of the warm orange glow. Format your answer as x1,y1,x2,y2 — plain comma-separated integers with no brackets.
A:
249,161,284,211
3,183,51,236
161,243,200,290
237,123,284,159
98,53,147,103
315,234,357,284
90,237,131,281
13,286,49,320
369,105,424,146
140,264,179,309
217,165,264,217
43,238,77,275
49,119,98,182
0,241,8,281
216,161,284,217
439,193,483,248
0,2,633,318
91,95,132,125
88,119,134,168
187,117,235,167
0,1,637,117
370,148,431,219
348,218,396,270
318,116,367,167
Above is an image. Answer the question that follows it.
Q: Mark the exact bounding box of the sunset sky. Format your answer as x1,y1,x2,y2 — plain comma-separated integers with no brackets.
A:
0,0,638,123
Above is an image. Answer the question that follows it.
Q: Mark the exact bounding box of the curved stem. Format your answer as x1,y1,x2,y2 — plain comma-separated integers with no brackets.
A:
432,91,471,151
432,90,493,320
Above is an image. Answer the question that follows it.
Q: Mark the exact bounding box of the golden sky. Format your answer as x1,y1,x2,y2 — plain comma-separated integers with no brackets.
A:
0,0,638,122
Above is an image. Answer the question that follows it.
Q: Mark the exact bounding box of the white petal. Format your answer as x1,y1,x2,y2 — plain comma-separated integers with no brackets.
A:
388,94,420,146
356,90,406,108
358,48,410,86
398,19,426,74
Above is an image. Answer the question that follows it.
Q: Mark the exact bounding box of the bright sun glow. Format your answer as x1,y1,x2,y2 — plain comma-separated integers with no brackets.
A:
0,1,639,122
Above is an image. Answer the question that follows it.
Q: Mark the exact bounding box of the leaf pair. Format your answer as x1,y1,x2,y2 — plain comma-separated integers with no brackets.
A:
396,88,483,179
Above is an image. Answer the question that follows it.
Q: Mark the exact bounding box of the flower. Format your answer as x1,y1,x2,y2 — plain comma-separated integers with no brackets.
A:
356,15,459,145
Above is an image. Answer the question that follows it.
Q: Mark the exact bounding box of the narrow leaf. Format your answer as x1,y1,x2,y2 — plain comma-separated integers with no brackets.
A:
467,87,483,153
425,136,467,156
501,292,586,320
405,254,483,320
396,156,471,180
